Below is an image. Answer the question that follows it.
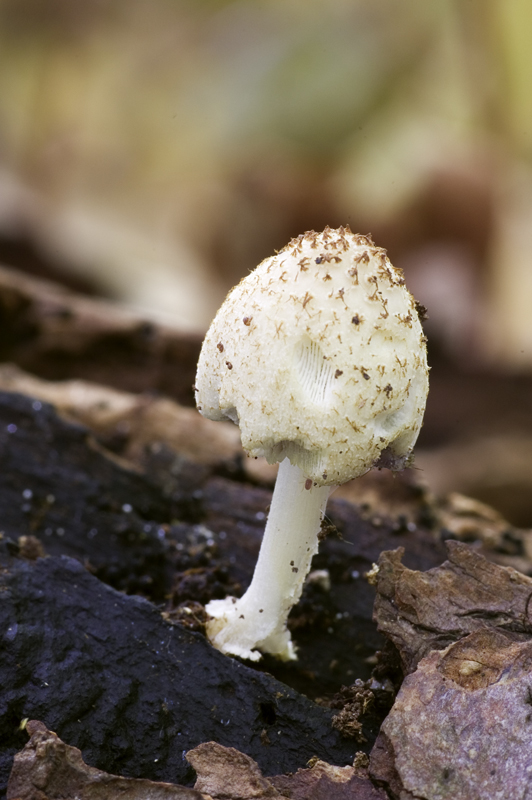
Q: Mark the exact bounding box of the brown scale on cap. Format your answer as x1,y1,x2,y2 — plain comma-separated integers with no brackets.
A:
197,227,429,487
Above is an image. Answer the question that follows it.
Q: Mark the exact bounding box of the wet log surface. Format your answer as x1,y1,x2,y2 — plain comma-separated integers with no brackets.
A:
0,551,358,789
0,389,449,686
0,264,202,406
0,389,448,796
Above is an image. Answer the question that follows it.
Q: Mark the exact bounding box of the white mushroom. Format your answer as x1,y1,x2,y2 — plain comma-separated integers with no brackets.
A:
195,226,429,661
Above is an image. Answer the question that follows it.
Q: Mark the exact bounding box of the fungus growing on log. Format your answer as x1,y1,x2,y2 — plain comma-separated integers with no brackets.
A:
195,226,429,661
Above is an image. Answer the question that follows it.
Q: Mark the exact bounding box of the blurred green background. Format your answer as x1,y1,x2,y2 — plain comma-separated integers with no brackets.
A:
1,0,532,522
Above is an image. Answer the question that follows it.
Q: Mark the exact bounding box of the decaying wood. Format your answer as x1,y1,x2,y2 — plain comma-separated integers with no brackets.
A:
0,362,241,467
436,491,532,574
0,387,451,795
0,262,202,405
368,545,532,798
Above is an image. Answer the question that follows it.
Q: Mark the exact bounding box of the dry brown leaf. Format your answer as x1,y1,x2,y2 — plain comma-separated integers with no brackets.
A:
186,742,284,799
7,720,207,800
186,742,388,800
271,759,388,799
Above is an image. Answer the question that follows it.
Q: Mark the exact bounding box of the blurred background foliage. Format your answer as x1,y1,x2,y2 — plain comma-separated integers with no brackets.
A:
1,0,532,521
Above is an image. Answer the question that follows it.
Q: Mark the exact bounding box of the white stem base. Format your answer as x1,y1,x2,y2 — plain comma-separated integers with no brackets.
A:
206,459,332,660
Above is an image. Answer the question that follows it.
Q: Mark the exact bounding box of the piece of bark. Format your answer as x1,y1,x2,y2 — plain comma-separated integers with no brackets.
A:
0,362,241,466
0,362,294,506
416,433,532,530
370,629,532,800
0,263,202,405
368,734,405,800
7,721,205,800
373,540,532,673
436,491,532,575
271,759,388,800
187,742,284,799
0,554,358,796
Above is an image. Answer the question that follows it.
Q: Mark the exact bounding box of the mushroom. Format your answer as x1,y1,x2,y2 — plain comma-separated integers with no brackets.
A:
195,226,429,661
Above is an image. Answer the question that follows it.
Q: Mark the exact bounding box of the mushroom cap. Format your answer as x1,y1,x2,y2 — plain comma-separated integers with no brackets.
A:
196,227,429,486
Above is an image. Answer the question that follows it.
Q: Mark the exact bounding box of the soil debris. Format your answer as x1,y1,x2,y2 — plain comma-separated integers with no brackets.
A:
330,684,375,742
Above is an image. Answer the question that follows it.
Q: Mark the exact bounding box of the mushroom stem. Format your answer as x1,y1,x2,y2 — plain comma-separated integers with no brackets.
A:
206,458,332,661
